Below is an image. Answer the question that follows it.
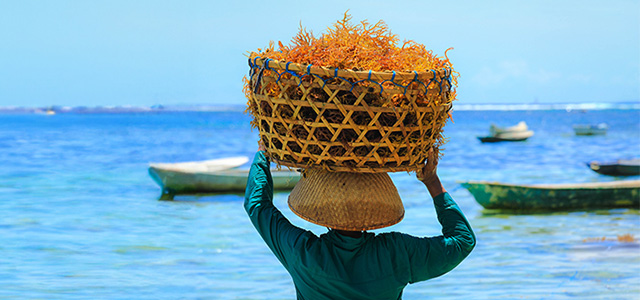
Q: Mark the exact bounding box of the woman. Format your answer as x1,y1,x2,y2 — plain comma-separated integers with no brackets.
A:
244,148,475,299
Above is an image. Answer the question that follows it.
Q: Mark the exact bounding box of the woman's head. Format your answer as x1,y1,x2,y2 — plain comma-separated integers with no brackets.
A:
288,169,404,231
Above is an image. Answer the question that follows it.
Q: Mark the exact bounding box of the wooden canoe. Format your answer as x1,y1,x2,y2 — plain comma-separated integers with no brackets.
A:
148,157,300,198
588,159,640,176
461,180,640,210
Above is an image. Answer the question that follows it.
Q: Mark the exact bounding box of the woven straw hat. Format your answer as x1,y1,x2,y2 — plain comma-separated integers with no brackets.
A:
288,169,404,231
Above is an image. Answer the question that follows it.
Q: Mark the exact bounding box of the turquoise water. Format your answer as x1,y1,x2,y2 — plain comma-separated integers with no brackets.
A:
1,109,639,299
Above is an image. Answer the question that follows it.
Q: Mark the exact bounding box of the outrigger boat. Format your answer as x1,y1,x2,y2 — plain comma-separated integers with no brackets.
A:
461,180,640,211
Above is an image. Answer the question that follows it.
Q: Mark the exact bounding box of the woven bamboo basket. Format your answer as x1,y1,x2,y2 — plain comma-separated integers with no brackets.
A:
246,54,454,173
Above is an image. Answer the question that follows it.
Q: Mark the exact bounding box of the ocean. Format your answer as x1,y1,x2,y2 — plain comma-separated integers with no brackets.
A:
1,106,639,299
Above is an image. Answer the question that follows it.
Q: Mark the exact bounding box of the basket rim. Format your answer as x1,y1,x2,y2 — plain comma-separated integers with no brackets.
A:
274,157,422,173
252,94,450,113
248,53,451,82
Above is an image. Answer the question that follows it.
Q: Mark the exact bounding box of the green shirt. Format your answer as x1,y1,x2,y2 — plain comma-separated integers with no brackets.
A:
244,152,475,300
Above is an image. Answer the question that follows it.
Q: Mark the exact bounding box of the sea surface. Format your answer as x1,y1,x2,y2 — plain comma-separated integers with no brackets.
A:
1,107,639,299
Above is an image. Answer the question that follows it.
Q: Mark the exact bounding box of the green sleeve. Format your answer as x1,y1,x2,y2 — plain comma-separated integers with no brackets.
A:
243,151,310,269
401,192,476,283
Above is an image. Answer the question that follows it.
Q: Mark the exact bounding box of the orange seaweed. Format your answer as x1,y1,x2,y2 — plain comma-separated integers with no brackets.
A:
243,12,459,107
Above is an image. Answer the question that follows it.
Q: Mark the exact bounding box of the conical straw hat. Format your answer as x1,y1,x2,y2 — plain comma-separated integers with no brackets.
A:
288,169,404,231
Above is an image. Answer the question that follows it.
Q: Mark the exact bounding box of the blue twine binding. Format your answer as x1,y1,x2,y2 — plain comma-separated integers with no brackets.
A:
248,58,452,99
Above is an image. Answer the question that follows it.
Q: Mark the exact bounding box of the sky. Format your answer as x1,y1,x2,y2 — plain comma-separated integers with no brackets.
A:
0,0,638,107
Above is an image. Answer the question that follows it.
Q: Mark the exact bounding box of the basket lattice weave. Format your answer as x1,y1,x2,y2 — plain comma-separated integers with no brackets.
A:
246,55,454,173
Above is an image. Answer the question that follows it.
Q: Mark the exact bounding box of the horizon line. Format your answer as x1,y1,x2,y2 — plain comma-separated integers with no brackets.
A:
1,101,639,113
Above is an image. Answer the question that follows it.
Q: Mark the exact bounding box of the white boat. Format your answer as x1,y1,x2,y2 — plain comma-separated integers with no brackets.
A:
478,121,534,143
148,156,300,198
489,121,529,135
573,123,608,136
149,156,249,174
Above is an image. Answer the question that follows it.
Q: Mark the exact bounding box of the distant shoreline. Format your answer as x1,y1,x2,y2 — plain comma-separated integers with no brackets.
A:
1,102,638,114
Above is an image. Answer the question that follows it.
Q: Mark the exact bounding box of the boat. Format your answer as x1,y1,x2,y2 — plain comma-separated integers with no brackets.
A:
149,156,249,174
588,159,640,176
478,121,534,143
148,156,300,198
573,123,607,135
461,180,640,211
35,107,56,115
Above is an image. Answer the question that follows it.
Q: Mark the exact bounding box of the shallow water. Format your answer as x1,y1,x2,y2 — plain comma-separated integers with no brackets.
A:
1,109,639,299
